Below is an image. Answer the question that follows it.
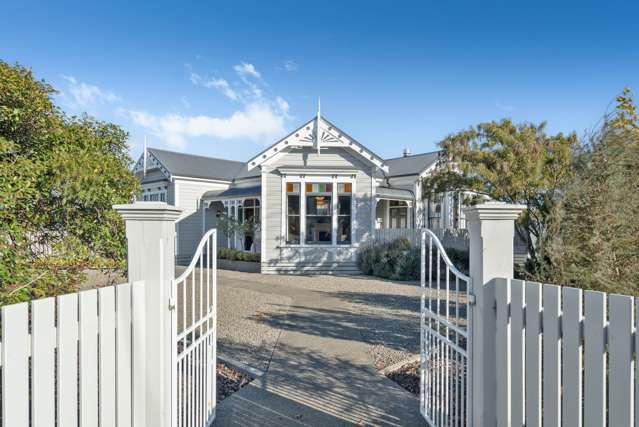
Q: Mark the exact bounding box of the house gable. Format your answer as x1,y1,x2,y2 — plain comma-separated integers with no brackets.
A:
247,116,389,173
133,150,172,180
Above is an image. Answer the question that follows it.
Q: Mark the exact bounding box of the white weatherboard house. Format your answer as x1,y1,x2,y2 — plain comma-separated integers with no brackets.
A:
134,114,465,272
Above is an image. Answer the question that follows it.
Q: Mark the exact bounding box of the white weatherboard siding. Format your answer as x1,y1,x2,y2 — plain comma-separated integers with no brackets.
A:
261,147,373,274
175,178,229,264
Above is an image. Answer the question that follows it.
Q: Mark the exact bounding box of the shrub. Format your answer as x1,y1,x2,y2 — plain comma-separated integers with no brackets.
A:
357,237,421,281
217,248,260,263
358,236,469,281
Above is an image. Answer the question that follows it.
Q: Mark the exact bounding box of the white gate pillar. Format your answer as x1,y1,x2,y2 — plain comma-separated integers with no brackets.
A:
465,201,524,426
114,202,182,427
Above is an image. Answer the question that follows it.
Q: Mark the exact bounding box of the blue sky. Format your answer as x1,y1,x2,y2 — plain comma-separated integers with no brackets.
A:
3,1,638,162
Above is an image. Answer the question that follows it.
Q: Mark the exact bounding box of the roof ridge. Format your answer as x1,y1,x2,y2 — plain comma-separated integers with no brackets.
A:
384,150,440,161
148,147,247,165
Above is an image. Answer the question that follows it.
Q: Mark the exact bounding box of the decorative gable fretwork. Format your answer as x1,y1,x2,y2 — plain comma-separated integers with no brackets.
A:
247,117,389,173
133,151,171,179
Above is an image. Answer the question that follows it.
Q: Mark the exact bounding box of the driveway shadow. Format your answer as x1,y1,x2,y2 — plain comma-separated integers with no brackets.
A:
215,341,425,426
253,301,419,355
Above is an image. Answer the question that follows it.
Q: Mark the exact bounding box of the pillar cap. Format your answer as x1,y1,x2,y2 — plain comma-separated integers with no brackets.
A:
113,202,183,221
464,201,525,221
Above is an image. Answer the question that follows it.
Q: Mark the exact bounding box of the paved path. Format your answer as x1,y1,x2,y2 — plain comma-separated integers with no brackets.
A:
213,271,426,427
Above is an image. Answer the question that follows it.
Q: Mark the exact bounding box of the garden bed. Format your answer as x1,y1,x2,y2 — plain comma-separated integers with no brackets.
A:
217,362,254,402
217,258,260,273
217,248,261,273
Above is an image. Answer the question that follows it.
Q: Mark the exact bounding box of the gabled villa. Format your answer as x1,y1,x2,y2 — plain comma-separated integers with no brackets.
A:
134,114,466,272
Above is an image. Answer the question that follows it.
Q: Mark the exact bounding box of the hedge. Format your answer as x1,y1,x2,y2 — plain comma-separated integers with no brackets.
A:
217,248,261,262
357,236,469,280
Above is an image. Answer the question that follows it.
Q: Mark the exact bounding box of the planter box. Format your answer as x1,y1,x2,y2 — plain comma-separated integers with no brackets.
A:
217,258,261,273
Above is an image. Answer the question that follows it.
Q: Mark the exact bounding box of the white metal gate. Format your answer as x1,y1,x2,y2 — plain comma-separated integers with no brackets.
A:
420,229,472,426
172,229,217,427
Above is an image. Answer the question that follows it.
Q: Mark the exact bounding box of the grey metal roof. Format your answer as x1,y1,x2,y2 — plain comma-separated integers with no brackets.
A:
232,163,261,180
383,151,440,177
203,185,261,200
376,186,414,201
148,148,247,181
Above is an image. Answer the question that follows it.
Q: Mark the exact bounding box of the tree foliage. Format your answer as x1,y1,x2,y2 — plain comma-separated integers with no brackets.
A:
544,89,639,294
0,61,139,304
422,119,577,273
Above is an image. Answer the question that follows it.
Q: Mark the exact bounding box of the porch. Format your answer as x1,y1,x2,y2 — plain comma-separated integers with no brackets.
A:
203,186,262,253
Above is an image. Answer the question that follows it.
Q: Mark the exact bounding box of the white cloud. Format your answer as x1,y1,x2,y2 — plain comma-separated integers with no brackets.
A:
281,60,298,72
61,75,120,107
275,96,290,115
233,62,261,79
203,78,239,101
190,72,239,101
125,102,287,148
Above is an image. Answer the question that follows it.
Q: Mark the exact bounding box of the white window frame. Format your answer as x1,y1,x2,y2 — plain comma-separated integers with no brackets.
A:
141,187,167,202
281,175,356,248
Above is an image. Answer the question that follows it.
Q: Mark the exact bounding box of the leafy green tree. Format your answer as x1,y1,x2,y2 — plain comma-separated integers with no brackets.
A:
545,89,639,294
422,119,577,274
0,61,139,304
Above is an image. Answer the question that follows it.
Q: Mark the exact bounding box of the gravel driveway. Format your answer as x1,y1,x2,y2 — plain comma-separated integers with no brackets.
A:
216,270,421,371
214,270,426,426
217,285,291,371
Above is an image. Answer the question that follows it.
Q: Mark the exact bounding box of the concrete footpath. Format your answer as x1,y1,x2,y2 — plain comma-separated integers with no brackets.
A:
213,271,426,427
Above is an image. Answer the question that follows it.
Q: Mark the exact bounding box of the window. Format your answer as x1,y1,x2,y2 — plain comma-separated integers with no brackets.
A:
305,183,332,244
389,200,408,228
284,179,355,246
337,183,352,244
142,191,166,202
286,183,300,244
238,198,260,250
240,198,260,224
428,194,443,229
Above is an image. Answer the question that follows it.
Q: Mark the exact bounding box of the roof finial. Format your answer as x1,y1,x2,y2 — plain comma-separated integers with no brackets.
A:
316,97,321,154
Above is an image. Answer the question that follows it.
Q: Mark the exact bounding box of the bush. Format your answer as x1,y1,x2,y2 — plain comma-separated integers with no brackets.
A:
217,248,260,263
357,237,420,281
357,237,469,281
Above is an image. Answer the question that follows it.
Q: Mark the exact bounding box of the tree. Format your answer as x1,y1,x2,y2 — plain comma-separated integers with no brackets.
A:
544,89,639,294
422,119,577,274
0,61,139,304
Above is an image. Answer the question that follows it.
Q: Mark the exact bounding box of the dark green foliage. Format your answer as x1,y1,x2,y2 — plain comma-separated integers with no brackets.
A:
217,248,261,263
0,61,139,304
443,248,469,275
543,89,639,295
357,237,420,281
422,119,577,275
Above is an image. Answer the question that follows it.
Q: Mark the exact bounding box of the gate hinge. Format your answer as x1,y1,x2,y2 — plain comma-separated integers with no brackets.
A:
468,293,476,306
168,297,176,311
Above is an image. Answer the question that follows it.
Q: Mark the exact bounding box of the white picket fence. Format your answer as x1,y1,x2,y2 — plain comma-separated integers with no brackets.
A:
494,278,637,426
0,281,146,427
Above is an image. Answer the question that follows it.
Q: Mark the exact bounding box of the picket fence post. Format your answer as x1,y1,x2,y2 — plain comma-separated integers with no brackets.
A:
114,202,182,427
465,201,525,426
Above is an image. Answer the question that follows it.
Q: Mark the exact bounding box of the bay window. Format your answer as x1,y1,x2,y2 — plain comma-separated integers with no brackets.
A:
284,179,355,246
337,183,352,244
305,183,333,244
286,183,301,244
